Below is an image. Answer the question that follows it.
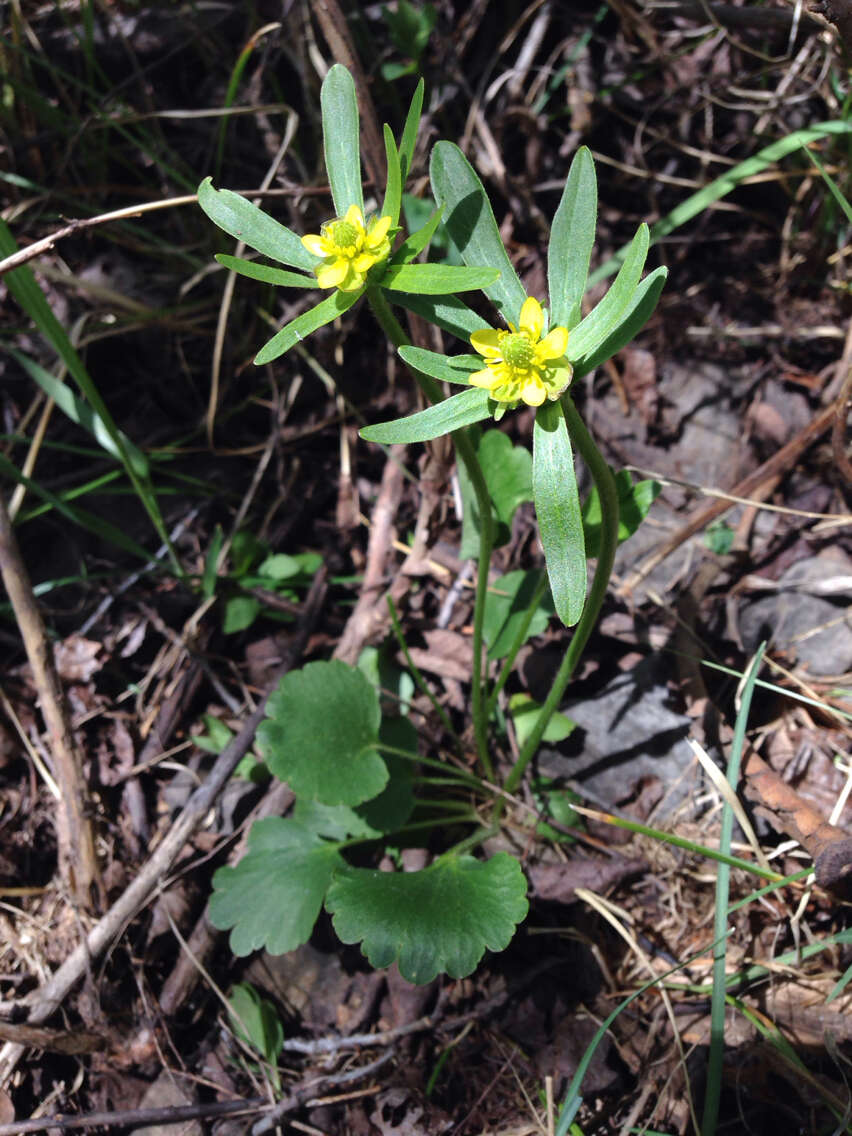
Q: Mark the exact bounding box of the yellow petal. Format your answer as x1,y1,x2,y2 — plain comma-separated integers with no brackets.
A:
353,252,377,272
538,327,568,359
344,204,365,231
337,270,364,292
316,259,348,288
520,377,546,406
367,215,392,245
469,368,498,389
518,297,543,340
470,328,502,358
544,360,574,399
302,233,331,257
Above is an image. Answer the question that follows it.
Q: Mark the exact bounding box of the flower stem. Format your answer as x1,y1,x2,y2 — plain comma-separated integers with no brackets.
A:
498,396,619,806
366,287,494,780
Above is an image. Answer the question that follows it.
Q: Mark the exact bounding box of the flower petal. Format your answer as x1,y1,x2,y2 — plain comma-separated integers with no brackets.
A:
344,204,365,231
520,377,546,406
353,252,377,272
469,368,498,390
367,215,392,245
470,328,502,358
538,327,568,359
302,234,331,257
544,360,574,399
316,258,349,288
518,297,543,340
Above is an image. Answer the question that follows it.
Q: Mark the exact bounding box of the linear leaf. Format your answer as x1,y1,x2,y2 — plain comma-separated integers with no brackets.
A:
360,386,492,443
215,254,317,288
390,292,491,343
430,141,527,323
573,265,667,378
533,402,586,626
322,64,364,216
548,146,597,331
390,205,443,265
382,262,499,294
568,223,649,360
254,289,361,365
382,124,402,225
397,346,480,384
197,178,316,271
399,78,424,181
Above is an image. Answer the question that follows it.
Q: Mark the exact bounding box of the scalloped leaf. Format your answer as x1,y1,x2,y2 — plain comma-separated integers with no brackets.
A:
548,146,597,331
533,402,586,627
430,141,527,324
326,852,529,984
360,386,492,444
197,178,317,271
256,660,388,806
382,263,499,294
254,289,361,366
321,64,363,216
209,818,342,956
397,346,479,385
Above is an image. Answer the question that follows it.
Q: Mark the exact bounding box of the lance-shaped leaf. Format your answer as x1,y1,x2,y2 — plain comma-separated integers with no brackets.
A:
360,386,492,444
397,346,479,385
390,205,443,265
572,266,667,379
254,289,361,365
430,141,527,323
197,178,317,272
256,660,388,806
209,818,342,956
533,401,586,627
381,262,499,294
399,79,424,181
568,224,649,361
322,64,364,216
215,254,317,288
390,292,489,343
326,852,529,984
548,147,597,331
382,124,403,226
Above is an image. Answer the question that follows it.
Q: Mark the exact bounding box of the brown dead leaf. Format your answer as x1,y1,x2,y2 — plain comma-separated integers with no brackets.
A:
527,856,645,904
403,629,482,683
0,1089,12,1123
52,635,102,682
620,345,658,425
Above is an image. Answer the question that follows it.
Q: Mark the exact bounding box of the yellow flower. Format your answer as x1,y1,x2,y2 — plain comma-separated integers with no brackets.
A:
469,297,573,408
301,204,392,292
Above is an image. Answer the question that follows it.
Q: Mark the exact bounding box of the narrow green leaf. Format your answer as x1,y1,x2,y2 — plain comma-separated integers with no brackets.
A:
572,266,667,379
321,64,364,216
568,224,649,361
548,146,597,331
533,402,586,626
483,570,552,660
227,983,284,1066
326,852,529,984
215,254,317,288
382,262,499,294
197,178,317,271
430,141,527,323
397,346,479,385
390,205,443,264
390,292,491,343
210,818,342,955
10,349,148,476
382,124,403,225
399,78,424,180
360,386,492,444
254,289,361,365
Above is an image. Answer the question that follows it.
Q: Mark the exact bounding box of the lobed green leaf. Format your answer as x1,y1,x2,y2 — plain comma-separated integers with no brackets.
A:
572,265,667,379
533,402,587,626
257,660,388,806
321,64,364,216
548,146,597,331
567,224,649,361
430,141,527,323
326,852,529,984
209,818,342,955
197,178,316,271
360,386,492,444
254,289,361,365
215,254,316,289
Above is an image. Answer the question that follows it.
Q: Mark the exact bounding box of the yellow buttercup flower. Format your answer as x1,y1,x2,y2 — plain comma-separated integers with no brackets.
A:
469,297,573,408
301,204,392,292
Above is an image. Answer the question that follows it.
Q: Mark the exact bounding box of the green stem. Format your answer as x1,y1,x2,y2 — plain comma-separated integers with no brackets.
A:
484,568,547,721
500,396,619,803
387,595,461,749
366,287,494,780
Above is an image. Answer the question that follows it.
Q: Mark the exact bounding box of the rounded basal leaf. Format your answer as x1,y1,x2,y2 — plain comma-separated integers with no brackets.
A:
209,818,342,956
483,570,552,661
257,660,388,806
477,430,532,526
326,852,529,984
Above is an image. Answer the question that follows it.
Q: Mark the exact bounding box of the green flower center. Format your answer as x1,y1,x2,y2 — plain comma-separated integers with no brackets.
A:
329,220,359,249
502,333,535,369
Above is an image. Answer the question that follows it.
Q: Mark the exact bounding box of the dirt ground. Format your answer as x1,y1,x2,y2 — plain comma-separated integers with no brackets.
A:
1,1,851,1133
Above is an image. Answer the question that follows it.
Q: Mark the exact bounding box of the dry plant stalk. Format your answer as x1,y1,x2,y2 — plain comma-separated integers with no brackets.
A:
0,494,98,907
